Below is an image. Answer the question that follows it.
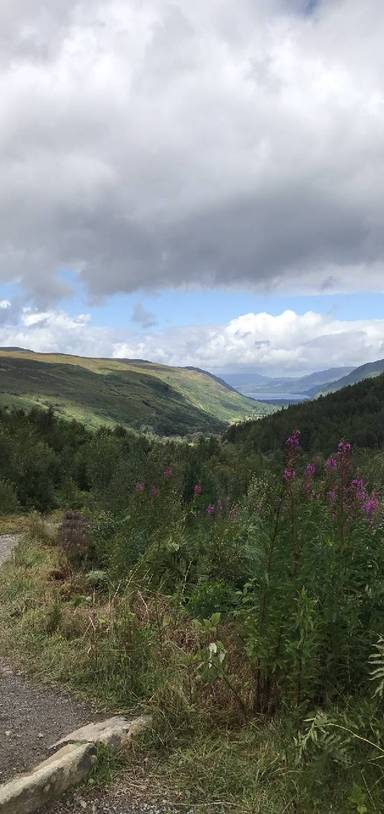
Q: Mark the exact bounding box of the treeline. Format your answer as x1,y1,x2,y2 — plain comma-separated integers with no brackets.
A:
226,373,384,454
0,406,258,514
2,373,384,515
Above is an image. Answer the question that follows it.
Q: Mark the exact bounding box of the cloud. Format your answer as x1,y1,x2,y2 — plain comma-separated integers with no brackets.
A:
0,307,112,357
2,304,384,375
113,310,384,375
0,0,384,303
131,302,157,328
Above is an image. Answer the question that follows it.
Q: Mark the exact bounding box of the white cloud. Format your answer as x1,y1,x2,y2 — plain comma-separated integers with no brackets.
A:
0,1,384,302
2,305,384,375
113,310,384,374
0,308,111,357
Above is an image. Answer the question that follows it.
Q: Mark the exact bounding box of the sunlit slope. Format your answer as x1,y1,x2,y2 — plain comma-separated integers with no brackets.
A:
0,349,271,434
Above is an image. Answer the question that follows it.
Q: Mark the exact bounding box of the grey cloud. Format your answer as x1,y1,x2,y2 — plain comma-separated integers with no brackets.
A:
131,303,157,328
0,0,384,304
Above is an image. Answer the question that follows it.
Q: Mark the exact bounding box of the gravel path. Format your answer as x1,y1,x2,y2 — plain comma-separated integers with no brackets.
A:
44,788,178,814
0,533,97,783
0,659,97,783
0,533,21,566
0,533,179,813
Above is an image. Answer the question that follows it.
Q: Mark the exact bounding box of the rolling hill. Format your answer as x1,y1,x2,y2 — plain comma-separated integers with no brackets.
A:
0,348,272,435
308,358,384,397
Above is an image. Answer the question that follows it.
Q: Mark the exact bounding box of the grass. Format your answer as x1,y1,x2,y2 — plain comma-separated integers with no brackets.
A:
0,514,31,534
0,349,273,436
0,530,375,813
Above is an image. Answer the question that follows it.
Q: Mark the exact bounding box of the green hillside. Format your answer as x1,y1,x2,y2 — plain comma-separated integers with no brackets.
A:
0,348,271,435
225,371,384,454
310,357,384,396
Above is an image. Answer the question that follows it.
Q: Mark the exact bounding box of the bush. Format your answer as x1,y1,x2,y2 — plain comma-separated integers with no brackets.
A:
188,579,237,618
57,511,93,566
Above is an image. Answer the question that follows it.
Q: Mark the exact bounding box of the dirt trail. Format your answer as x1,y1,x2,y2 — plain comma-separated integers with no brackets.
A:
0,533,176,813
0,534,97,783
0,659,97,783
0,533,21,566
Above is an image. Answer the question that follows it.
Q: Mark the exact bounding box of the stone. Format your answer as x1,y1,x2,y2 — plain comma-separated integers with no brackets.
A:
0,742,96,814
52,714,152,750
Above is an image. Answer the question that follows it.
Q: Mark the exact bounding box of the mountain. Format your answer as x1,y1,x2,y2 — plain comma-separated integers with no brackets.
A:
222,367,354,399
309,358,384,397
225,372,384,454
294,367,355,393
221,371,272,388
0,348,272,435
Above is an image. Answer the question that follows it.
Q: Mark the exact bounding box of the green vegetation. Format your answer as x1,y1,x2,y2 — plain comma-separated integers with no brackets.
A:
0,348,271,435
1,381,384,811
226,371,384,453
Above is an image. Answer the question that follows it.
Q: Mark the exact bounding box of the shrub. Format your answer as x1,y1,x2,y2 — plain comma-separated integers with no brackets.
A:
188,579,237,619
57,511,93,566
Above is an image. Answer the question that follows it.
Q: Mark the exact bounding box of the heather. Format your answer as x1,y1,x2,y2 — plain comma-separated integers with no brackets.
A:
1,405,384,810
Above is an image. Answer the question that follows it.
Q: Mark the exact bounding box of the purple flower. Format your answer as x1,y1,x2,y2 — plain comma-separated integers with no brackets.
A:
207,504,215,516
361,493,380,519
283,467,296,482
150,484,159,498
325,456,337,471
164,467,173,479
193,482,202,496
338,440,352,455
305,463,316,478
286,430,301,450
351,478,366,503
135,482,145,493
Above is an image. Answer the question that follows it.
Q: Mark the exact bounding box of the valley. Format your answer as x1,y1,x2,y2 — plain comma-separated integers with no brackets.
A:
0,348,271,436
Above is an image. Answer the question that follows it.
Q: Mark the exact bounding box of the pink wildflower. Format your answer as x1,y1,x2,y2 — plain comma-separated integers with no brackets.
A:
164,467,173,479
362,494,380,519
207,504,215,516
338,440,352,455
325,456,337,471
303,462,316,495
135,482,145,493
283,467,296,482
286,430,301,450
351,478,366,503
193,482,202,496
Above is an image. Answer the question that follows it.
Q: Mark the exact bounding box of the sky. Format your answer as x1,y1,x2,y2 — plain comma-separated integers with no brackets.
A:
1,0,384,376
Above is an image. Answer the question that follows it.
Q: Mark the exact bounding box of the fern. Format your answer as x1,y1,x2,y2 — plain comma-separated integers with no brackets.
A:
369,636,384,698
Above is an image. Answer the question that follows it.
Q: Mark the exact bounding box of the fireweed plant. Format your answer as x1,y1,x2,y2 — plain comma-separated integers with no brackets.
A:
90,431,384,721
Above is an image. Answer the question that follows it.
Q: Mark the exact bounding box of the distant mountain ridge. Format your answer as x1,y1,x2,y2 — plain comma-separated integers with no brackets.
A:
222,367,354,398
0,347,272,435
310,358,384,396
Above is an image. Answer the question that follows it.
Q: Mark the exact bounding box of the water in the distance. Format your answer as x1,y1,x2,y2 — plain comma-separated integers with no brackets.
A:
242,391,310,405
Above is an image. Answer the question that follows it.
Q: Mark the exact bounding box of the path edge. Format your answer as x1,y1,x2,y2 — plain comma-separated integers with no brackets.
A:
0,714,152,814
